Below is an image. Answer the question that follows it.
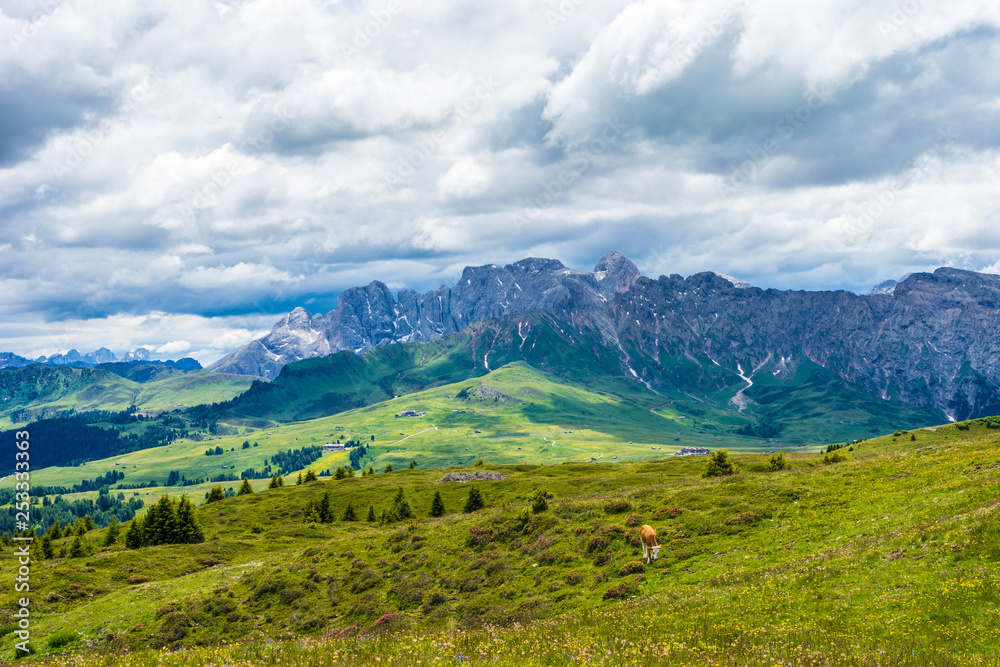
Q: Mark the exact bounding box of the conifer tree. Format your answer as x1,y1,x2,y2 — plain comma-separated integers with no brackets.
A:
69,534,86,558
277,475,284,487
409,460,417,469
237,478,254,495
430,490,446,517
124,516,144,549
366,505,376,522
304,469,318,482
335,466,346,480
40,534,54,559
368,466,375,476
296,472,303,485
74,517,87,536
269,474,281,489
206,485,225,503
318,492,333,523
391,487,413,521
704,449,735,477
342,499,358,521
175,496,204,543
346,465,355,477
47,521,63,541
384,463,394,473
84,514,94,531
464,485,485,513
102,519,121,547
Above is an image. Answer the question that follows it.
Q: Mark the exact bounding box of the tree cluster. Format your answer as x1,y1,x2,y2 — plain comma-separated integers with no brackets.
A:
124,495,203,548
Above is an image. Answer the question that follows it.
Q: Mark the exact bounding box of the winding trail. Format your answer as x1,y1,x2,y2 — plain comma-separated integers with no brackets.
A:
386,425,438,447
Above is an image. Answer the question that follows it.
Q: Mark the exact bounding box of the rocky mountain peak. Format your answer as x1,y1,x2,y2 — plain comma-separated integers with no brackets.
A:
593,250,641,296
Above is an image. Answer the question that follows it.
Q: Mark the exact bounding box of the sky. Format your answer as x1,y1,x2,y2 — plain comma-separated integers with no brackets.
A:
1,0,999,364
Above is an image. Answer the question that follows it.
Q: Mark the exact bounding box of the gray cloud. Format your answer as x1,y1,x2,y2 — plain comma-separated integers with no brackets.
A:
1,0,999,361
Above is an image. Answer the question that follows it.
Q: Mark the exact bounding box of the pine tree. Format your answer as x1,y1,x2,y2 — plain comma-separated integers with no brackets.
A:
237,478,254,495
704,449,735,477
409,460,416,469
296,472,303,485
346,465,355,477
318,492,333,523
384,463,394,473
47,521,63,541
84,514,94,531
269,474,281,489
368,466,375,476
335,466,346,479
366,505,376,522
304,469,318,482
124,516,144,549
40,534,55,559
74,517,87,536
464,485,485,513
391,487,413,521
69,534,86,558
767,452,787,471
206,485,226,503
102,519,121,547
277,475,284,487
430,491,446,517
175,496,204,543
342,500,358,521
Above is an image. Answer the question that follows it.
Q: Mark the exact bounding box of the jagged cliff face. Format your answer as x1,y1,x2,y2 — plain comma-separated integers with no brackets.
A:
209,252,1000,419
208,251,641,379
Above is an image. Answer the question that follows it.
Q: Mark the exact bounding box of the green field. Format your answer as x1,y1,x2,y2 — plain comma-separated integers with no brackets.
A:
0,365,257,428
2,418,999,665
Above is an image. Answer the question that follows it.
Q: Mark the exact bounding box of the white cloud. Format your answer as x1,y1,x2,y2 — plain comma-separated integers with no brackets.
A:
155,340,192,354
1,0,999,364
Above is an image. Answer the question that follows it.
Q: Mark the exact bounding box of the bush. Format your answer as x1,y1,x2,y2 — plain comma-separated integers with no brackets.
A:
46,630,78,649
705,450,735,477
624,513,643,527
767,452,787,471
618,561,645,576
602,581,637,600
823,450,848,464
603,499,631,514
531,490,549,514
653,507,683,520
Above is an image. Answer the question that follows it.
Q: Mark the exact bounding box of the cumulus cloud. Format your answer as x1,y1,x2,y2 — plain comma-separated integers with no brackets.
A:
1,0,999,363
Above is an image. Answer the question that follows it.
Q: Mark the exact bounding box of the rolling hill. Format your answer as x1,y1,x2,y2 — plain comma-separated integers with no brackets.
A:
2,419,999,665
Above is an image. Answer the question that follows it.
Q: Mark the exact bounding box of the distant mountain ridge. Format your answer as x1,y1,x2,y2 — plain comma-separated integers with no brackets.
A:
0,347,201,371
208,251,1000,421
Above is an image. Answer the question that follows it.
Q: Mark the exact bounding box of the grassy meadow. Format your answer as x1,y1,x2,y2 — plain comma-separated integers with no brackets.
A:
2,418,999,665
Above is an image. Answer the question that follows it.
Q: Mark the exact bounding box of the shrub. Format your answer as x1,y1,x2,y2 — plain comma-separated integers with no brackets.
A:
602,581,637,600
531,490,550,513
705,450,735,477
726,511,763,526
603,499,631,514
565,571,584,585
618,561,645,576
767,452,787,471
956,422,971,431
206,485,225,503
46,630,78,649
823,450,848,464
127,574,149,584
653,507,683,520
624,513,643,527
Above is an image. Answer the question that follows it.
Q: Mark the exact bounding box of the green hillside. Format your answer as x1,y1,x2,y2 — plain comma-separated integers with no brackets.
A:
0,365,257,428
3,419,999,665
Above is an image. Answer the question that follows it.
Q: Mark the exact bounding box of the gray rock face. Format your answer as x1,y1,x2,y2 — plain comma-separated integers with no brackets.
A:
209,253,1000,419
210,251,639,378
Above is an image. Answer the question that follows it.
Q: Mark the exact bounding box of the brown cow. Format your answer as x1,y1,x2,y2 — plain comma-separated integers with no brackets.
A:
639,524,660,563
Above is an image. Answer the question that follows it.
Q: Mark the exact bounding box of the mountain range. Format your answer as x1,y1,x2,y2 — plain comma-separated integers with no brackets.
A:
0,347,201,370
209,251,1000,422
